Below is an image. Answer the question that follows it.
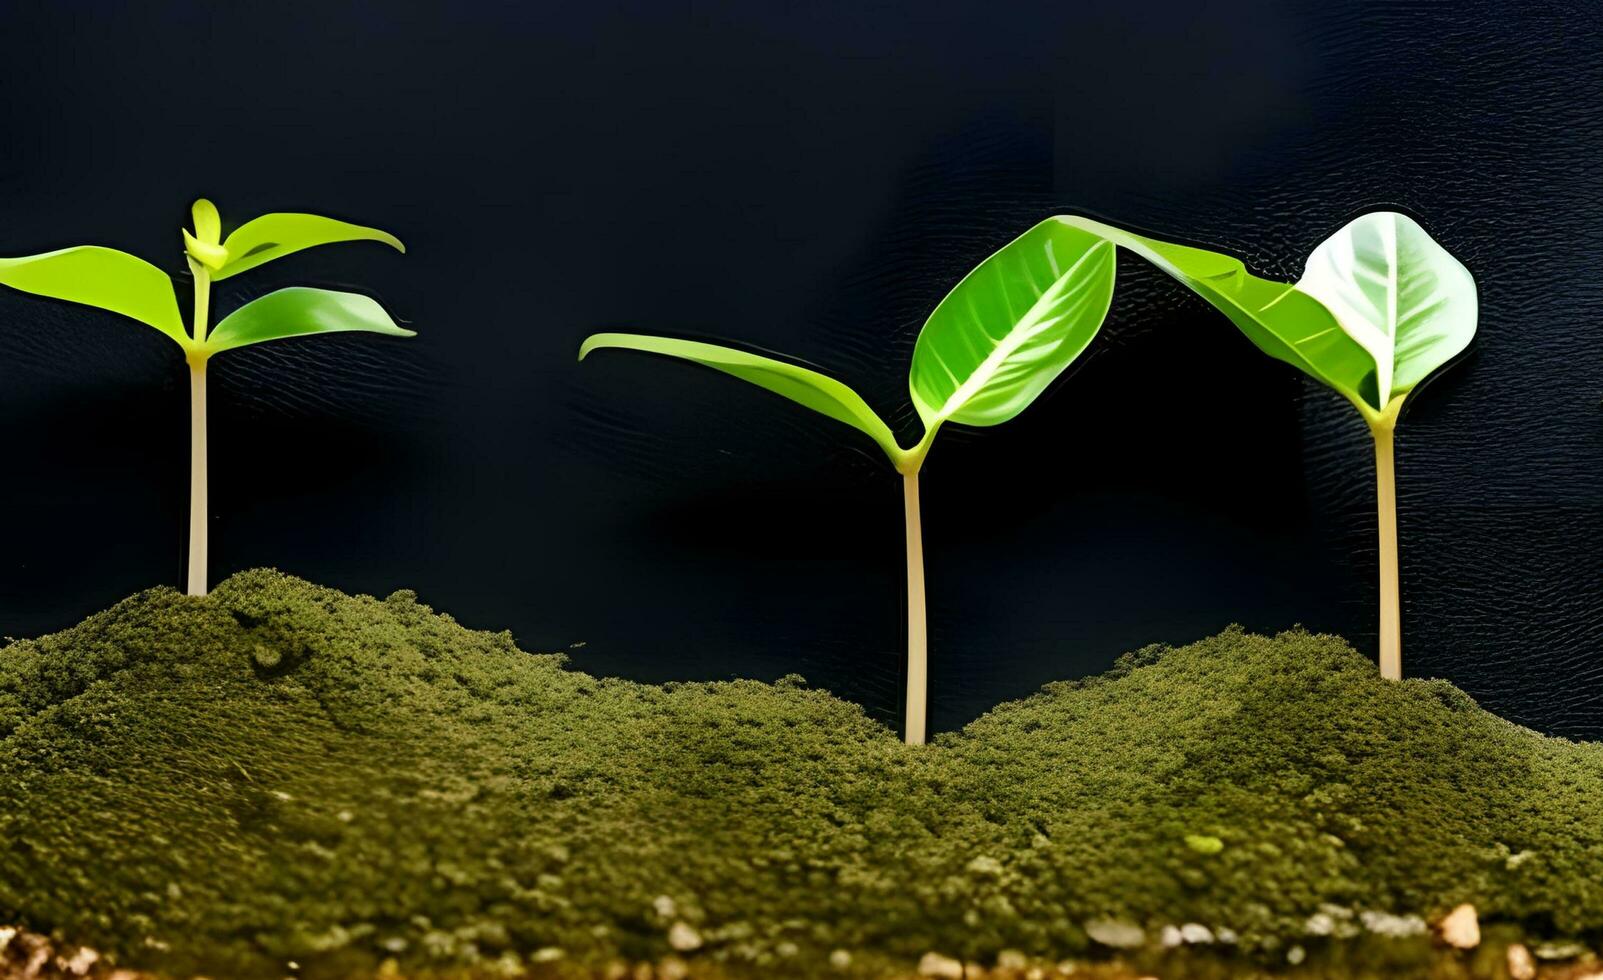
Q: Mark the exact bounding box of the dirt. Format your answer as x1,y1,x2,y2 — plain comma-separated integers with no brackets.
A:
2,570,1600,979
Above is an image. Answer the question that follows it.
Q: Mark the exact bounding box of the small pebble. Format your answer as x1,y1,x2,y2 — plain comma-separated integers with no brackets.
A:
1305,912,1335,936
1361,909,1428,938
917,951,964,978
1180,923,1214,944
1286,944,1306,966
829,949,852,970
1506,943,1535,980
1438,903,1480,949
667,921,702,952
61,947,99,975
1084,918,1145,949
1534,940,1587,960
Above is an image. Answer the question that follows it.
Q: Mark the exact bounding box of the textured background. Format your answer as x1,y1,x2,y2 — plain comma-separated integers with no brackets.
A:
0,1,1598,738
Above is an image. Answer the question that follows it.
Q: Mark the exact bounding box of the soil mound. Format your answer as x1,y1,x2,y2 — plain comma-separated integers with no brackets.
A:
2,571,1599,977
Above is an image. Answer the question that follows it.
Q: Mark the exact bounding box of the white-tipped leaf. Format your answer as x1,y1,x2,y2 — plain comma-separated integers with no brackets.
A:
1295,211,1477,405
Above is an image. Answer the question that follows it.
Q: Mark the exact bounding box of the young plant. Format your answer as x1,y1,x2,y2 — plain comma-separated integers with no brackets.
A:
1058,212,1477,679
581,218,1115,743
0,198,411,596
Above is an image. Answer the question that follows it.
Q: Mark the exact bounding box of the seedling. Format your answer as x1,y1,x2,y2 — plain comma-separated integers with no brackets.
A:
0,198,410,596
582,218,1115,743
1059,212,1477,679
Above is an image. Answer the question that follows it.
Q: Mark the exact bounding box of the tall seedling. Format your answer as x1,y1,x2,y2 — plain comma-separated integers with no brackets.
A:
0,199,411,595
1059,212,1476,679
582,219,1115,743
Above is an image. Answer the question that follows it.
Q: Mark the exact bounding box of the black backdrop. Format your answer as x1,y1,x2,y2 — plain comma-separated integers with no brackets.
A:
1,1,1598,738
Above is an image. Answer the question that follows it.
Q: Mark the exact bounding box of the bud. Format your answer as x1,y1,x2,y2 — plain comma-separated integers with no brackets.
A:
184,198,228,270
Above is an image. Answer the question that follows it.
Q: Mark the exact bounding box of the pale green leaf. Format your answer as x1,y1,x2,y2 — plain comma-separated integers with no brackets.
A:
213,212,405,281
0,246,188,347
1058,216,1384,413
1295,211,1476,403
909,218,1115,428
184,199,228,270
183,230,229,270
579,332,902,465
191,199,221,245
204,287,414,355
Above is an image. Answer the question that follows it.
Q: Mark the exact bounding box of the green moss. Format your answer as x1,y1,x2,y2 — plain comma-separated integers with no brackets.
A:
1,571,1600,978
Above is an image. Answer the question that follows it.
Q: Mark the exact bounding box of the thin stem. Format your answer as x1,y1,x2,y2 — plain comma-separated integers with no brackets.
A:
189,259,211,345
1373,423,1400,679
902,471,927,745
187,360,209,597
186,258,212,597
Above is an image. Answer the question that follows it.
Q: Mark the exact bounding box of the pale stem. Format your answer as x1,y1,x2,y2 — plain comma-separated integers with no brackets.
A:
1373,424,1400,679
186,258,212,598
186,360,209,597
902,471,928,745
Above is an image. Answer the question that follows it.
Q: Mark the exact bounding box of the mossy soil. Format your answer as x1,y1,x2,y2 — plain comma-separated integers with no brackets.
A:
2,571,1601,980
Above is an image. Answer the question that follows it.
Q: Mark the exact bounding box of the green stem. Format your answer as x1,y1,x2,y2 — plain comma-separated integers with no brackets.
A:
186,260,212,597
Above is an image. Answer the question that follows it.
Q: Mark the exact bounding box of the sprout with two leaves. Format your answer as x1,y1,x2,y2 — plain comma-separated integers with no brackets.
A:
582,219,1115,744
1060,212,1477,679
0,199,411,596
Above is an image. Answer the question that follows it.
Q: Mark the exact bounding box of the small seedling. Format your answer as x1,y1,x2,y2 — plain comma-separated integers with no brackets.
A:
582,218,1115,743
1060,212,1477,679
0,198,411,595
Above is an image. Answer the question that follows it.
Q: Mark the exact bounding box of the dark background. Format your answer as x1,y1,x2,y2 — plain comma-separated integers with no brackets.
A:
0,1,1598,738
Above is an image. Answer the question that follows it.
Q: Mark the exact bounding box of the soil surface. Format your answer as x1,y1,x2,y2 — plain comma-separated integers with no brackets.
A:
2,571,1601,979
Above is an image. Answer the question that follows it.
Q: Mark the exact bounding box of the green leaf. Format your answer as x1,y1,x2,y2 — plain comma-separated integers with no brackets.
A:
191,198,221,245
0,246,188,347
212,212,405,281
1057,215,1384,414
579,332,903,465
909,218,1115,428
204,287,414,355
1294,211,1476,405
